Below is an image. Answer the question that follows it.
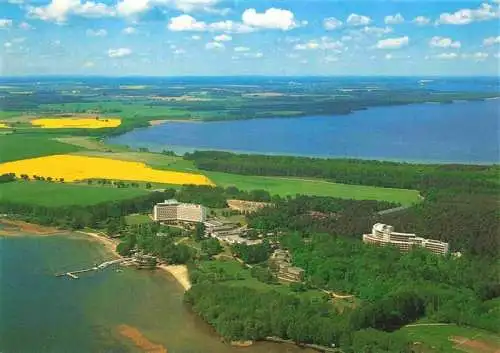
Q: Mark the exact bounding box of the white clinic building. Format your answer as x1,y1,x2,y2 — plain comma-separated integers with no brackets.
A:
153,199,206,223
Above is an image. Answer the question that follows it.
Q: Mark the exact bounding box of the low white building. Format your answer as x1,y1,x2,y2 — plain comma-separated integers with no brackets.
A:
153,199,206,223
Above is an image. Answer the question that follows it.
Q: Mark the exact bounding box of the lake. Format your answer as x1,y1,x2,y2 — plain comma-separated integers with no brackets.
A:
0,234,313,353
108,99,500,164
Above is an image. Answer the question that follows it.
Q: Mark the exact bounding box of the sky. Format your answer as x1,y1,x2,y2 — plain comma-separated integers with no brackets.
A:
0,0,499,76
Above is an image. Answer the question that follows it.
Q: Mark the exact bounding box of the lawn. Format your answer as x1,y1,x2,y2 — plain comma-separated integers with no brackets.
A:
205,171,421,206
124,214,153,225
0,135,82,163
0,181,149,207
401,324,500,353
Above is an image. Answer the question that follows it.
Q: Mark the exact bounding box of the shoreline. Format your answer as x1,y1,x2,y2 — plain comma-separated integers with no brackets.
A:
0,218,192,291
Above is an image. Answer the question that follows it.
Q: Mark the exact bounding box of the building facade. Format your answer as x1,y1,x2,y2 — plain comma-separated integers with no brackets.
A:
363,223,449,255
153,199,206,223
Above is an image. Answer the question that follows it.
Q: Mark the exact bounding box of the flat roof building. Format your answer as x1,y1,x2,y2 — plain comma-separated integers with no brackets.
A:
363,223,449,255
153,199,206,223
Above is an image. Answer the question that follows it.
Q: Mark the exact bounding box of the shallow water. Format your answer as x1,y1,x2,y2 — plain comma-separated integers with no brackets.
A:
108,100,500,164
0,234,313,353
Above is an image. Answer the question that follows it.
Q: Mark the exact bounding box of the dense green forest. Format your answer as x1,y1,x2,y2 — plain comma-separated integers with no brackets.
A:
186,232,500,350
185,151,499,192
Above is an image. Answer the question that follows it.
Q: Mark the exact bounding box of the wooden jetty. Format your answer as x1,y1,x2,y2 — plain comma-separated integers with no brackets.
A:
55,258,126,280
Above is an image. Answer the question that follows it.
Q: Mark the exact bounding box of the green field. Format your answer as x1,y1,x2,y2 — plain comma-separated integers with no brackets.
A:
124,214,153,225
0,181,149,207
401,324,500,353
205,171,421,206
0,135,82,163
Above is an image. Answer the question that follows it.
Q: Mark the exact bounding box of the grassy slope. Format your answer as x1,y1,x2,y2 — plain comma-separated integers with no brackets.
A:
205,171,421,206
0,181,148,207
400,324,500,353
0,135,82,163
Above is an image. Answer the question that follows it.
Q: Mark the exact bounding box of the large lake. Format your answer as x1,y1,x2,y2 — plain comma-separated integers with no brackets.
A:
108,99,499,164
0,234,313,353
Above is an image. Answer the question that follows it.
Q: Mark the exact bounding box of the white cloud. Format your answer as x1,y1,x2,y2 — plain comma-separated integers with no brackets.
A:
242,8,299,30
429,36,461,48
360,26,393,36
385,53,393,60
462,52,489,61
412,16,431,25
107,47,132,58
243,52,263,58
19,21,33,30
346,13,371,26
205,41,224,50
168,14,207,31
234,46,250,52
86,28,107,37
191,35,201,40
494,53,500,59
0,19,13,29
434,52,458,59
28,0,114,23
294,37,343,51
483,36,500,46
437,3,499,25
173,0,221,13
341,35,352,42
173,48,186,54
168,15,253,33
4,42,12,48
375,36,409,49
12,37,26,43
83,61,95,67
214,34,232,41
384,13,404,24
115,0,148,17
323,17,342,30
123,26,137,34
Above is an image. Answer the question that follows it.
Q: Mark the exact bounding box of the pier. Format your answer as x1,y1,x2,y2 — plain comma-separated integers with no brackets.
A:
55,258,127,279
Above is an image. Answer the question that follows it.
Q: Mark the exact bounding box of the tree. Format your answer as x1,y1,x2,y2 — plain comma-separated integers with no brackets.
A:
201,238,223,257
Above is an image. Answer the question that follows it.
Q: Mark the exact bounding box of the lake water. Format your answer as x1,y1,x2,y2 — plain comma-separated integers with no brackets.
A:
0,234,312,353
108,99,500,164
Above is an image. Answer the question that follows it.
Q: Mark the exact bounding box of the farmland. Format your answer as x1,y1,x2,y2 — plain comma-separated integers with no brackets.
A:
31,117,121,129
0,135,82,163
0,154,214,186
205,171,421,206
0,181,148,207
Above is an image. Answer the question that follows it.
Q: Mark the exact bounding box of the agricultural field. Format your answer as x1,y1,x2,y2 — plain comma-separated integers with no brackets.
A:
205,171,421,206
124,214,153,225
0,181,148,207
0,154,214,186
0,135,82,163
31,117,121,129
401,324,500,353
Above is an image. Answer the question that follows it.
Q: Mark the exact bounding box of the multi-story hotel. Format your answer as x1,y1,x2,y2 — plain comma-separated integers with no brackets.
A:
153,199,206,223
363,223,449,255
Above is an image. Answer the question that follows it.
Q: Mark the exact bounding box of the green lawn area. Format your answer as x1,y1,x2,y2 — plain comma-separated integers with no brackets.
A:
0,135,82,163
197,259,326,300
124,214,153,225
400,324,500,353
205,171,421,206
0,181,149,207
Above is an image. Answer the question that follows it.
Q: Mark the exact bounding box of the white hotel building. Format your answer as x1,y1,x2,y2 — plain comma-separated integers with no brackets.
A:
363,223,449,255
153,199,206,223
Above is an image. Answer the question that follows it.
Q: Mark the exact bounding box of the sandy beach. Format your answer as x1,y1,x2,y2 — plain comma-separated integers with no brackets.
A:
158,264,192,291
76,230,121,259
149,119,201,126
0,219,63,236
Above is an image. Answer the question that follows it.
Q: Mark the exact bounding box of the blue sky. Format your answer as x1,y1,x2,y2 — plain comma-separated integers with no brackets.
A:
1,0,499,76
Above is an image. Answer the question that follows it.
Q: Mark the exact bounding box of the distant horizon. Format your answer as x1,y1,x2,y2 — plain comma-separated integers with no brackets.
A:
1,75,499,79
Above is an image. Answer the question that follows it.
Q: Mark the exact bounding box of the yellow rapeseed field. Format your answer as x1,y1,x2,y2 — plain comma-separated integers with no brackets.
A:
0,122,9,128
0,155,214,186
31,117,121,129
